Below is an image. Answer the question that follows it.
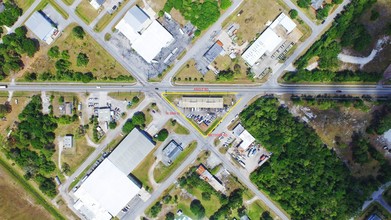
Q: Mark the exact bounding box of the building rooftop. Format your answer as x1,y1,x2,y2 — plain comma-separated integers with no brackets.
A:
90,0,106,10
311,0,324,10
178,96,224,109
25,11,57,44
232,123,245,136
269,13,297,34
98,107,111,122
63,135,73,148
238,130,255,151
162,140,183,165
108,128,155,175
203,40,224,64
115,6,174,63
74,159,141,219
196,164,225,193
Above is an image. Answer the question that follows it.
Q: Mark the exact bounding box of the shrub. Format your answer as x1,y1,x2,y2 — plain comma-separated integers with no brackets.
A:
190,199,205,218
289,9,298,19
77,53,89,66
72,26,85,39
109,121,117,129
220,0,232,10
156,129,169,141
132,96,140,104
48,46,60,58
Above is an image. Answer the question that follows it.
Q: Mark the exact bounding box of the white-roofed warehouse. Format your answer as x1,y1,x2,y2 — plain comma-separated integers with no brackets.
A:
115,6,174,63
74,160,141,220
25,11,57,44
73,128,155,219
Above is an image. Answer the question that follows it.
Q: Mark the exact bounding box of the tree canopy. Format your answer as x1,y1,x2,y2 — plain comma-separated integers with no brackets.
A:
240,97,383,219
0,2,22,27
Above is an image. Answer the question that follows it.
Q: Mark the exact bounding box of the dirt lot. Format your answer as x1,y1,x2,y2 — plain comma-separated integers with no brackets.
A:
23,23,131,81
0,166,53,220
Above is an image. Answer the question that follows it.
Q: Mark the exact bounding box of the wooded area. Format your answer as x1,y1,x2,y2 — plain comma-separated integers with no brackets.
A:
163,0,230,31
240,97,390,219
6,96,57,197
284,0,379,83
0,26,39,80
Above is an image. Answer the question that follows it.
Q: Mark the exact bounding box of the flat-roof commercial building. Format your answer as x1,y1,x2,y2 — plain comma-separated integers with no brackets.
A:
74,128,155,219
25,11,58,44
115,6,174,63
204,40,224,64
162,140,183,166
178,96,224,109
108,128,155,175
238,130,255,151
63,135,73,148
241,13,297,66
98,107,111,122
74,160,141,220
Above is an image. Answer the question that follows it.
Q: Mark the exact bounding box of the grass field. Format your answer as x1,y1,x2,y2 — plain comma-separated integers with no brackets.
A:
0,155,65,220
131,149,156,192
14,0,35,12
94,0,130,32
62,0,75,6
25,23,132,82
35,0,69,19
75,1,100,24
108,92,145,109
153,141,197,183
164,119,190,135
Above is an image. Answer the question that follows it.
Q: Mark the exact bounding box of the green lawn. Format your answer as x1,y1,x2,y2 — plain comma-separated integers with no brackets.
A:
247,200,265,220
154,141,197,183
62,0,75,6
14,0,35,12
131,149,156,192
75,1,99,24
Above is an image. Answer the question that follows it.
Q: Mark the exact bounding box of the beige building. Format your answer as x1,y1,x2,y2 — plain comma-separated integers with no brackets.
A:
178,96,223,109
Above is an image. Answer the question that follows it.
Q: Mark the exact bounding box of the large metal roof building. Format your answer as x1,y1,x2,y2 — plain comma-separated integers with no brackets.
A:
25,11,57,44
115,6,174,63
178,96,224,109
108,128,155,175
74,160,141,220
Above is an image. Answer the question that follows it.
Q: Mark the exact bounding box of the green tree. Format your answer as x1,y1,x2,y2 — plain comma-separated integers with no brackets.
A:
316,4,332,20
261,211,273,220
220,0,232,10
297,0,311,8
165,212,175,220
190,199,205,218
77,53,89,66
333,0,343,4
132,112,146,126
0,2,22,27
149,202,162,217
55,59,71,70
370,9,380,21
156,129,169,141
72,26,85,39
62,162,71,175
109,121,117,129
132,96,140,104
122,120,135,134
289,9,298,19
48,46,60,58
58,96,64,104
201,191,211,200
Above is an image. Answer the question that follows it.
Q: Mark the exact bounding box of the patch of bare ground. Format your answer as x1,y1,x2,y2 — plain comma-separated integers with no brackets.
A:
0,166,53,220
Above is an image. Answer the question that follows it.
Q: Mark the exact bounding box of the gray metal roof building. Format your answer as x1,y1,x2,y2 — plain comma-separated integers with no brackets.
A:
25,11,57,44
232,123,245,136
311,0,324,10
162,140,183,165
178,96,224,109
63,135,73,148
108,128,155,175
127,6,150,33
203,40,224,64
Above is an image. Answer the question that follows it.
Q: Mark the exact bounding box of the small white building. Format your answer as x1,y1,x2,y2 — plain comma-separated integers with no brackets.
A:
63,135,73,148
25,11,58,44
90,0,106,10
98,107,111,122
